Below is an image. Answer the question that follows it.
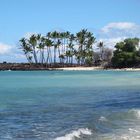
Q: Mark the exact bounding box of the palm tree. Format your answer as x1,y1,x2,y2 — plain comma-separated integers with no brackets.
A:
84,33,95,65
60,32,65,54
20,30,96,66
51,31,59,64
59,54,65,64
37,35,45,64
68,34,75,65
56,39,61,63
47,32,51,39
45,38,53,64
97,41,104,61
28,34,38,64
76,29,87,65
20,38,33,63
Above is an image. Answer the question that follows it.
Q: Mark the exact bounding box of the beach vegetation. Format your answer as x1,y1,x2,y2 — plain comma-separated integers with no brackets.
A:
20,29,96,67
19,30,140,68
111,38,140,68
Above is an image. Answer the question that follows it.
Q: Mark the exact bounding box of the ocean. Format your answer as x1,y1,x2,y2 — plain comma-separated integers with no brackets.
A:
0,70,140,140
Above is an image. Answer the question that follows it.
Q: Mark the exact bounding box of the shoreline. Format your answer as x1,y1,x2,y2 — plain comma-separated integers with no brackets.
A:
49,67,140,71
49,66,102,71
0,63,140,71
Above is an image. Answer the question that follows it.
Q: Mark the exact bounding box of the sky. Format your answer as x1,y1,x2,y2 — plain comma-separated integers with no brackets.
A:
0,0,140,62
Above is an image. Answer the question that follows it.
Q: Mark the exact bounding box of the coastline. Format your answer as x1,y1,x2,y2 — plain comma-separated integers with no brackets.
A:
0,63,140,71
49,66,102,71
49,67,140,71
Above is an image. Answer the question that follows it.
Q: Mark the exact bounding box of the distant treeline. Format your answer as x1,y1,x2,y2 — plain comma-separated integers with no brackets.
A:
112,38,140,68
19,29,140,68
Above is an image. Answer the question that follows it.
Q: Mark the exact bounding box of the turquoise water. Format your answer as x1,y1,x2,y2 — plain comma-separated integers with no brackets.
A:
0,71,140,140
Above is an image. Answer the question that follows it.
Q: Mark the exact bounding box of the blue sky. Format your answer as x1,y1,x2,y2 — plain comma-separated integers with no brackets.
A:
0,0,140,62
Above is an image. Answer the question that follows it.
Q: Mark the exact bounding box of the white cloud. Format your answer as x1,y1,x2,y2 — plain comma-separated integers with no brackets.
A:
0,42,26,62
101,22,137,33
97,22,140,39
0,43,12,54
98,37,125,49
96,22,140,48
13,53,26,59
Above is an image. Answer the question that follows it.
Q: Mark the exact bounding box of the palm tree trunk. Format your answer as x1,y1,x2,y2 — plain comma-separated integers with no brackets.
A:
33,46,38,64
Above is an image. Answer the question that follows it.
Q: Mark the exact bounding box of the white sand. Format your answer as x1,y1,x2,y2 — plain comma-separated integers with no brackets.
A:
55,67,102,71
49,67,140,71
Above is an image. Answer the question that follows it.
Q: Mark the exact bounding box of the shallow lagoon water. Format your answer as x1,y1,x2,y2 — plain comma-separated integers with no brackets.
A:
0,71,140,140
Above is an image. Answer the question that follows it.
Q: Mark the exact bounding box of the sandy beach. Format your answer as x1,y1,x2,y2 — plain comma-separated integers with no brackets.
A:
51,67,103,71
1,63,140,71
49,67,140,71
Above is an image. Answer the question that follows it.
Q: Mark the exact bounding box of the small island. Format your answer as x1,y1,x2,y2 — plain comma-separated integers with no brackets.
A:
0,30,140,71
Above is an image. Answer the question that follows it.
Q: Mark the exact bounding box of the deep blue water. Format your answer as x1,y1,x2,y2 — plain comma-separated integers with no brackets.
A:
0,71,140,140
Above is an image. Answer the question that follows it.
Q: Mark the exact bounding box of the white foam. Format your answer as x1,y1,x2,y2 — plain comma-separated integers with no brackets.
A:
102,127,140,140
128,128,138,133
54,128,92,140
119,131,140,140
129,109,140,118
134,110,140,118
99,116,108,122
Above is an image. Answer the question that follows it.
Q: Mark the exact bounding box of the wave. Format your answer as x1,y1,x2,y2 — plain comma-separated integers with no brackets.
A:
128,109,140,119
108,128,140,140
106,109,140,122
54,128,92,140
54,109,140,140
99,109,140,140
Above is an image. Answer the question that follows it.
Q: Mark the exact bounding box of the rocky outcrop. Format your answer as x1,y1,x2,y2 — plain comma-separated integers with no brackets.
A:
0,63,83,71
0,63,50,71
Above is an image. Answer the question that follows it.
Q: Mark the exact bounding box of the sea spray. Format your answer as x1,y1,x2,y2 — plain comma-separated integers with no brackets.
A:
54,128,92,140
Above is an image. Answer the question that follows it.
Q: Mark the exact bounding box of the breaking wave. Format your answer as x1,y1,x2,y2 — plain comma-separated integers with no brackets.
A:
128,109,140,119
54,128,92,140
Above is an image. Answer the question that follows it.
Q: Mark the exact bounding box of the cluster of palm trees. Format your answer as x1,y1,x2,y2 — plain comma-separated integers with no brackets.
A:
20,29,96,66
